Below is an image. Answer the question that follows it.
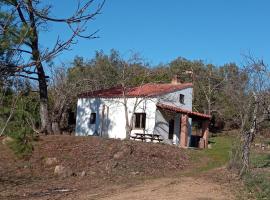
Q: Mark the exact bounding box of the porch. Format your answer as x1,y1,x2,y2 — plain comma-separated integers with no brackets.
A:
156,103,211,149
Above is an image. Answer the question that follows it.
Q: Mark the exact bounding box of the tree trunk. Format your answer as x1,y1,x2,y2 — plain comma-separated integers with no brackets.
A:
240,93,258,176
124,103,131,139
240,130,253,176
38,69,52,134
52,121,61,135
27,0,52,134
123,94,131,139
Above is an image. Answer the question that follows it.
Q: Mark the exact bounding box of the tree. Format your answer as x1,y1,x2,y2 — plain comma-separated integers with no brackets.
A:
0,0,104,134
49,67,77,134
227,56,270,175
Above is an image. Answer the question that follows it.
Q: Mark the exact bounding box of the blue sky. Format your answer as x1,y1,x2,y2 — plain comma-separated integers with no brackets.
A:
41,0,270,67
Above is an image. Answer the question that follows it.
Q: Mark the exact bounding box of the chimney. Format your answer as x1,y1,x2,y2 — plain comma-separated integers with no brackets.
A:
171,75,181,84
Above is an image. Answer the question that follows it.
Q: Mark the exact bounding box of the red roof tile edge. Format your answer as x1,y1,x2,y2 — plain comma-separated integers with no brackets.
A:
156,103,211,119
78,83,193,98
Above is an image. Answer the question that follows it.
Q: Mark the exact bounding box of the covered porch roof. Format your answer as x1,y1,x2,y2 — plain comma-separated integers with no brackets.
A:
156,103,211,120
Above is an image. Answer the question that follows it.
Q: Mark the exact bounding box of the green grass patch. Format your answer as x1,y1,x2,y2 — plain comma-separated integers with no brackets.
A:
243,172,270,200
242,147,270,199
251,153,270,168
186,135,233,174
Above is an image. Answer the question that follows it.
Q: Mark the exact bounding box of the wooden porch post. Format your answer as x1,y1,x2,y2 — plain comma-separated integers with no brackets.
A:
202,120,210,149
180,114,188,148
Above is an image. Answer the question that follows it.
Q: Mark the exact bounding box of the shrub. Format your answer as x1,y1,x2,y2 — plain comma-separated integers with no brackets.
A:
228,138,242,172
8,127,35,158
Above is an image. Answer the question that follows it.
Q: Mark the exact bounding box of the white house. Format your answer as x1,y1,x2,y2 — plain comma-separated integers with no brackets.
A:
75,77,211,148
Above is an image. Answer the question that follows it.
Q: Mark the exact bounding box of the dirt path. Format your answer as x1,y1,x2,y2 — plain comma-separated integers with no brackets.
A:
78,176,235,200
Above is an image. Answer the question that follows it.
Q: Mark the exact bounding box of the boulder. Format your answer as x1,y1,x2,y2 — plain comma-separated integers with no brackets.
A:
54,165,73,177
44,157,58,166
2,136,14,145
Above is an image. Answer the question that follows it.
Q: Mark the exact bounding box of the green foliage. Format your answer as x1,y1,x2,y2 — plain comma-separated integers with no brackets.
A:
8,127,35,158
0,80,39,158
68,51,246,130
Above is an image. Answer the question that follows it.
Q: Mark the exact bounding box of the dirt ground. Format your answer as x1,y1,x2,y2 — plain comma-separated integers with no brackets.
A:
75,176,236,200
0,136,245,200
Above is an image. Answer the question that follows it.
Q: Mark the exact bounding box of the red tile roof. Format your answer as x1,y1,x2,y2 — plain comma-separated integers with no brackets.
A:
156,103,211,119
78,83,193,98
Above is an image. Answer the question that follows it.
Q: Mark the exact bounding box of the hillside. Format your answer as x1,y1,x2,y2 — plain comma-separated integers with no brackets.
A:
0,136,189,199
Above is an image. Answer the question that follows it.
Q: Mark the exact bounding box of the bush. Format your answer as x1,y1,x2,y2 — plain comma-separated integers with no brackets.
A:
228,139,242,172
8,128,35,158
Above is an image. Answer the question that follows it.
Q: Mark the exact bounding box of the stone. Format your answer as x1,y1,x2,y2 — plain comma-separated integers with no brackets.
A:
113,145,133,160
44,157,58,166
113,151,125,160
54,165,72,177
131,171,139,175
2,136,14,145
80,171,86,177
254,143,261,147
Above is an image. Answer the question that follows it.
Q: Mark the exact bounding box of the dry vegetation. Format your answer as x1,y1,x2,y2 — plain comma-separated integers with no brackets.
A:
0,135,189,199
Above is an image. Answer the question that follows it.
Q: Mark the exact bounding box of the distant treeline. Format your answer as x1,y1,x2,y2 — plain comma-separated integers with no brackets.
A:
0,49,260,135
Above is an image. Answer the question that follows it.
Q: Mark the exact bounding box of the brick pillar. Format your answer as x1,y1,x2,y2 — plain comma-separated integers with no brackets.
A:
180,114,188,148
202,120,210,149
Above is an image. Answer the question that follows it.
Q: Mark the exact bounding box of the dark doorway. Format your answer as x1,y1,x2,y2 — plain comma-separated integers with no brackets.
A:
168,119,174,139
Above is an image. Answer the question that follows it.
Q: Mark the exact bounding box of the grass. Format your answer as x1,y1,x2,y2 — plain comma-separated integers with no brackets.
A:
243,149,270,200
185,133,270,199
186,135,233,175
251,153,270,168
243,172,270,200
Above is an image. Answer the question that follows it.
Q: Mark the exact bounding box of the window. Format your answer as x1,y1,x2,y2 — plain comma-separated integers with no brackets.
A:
134,113,146,129
90,113,96,124
179,94,185,104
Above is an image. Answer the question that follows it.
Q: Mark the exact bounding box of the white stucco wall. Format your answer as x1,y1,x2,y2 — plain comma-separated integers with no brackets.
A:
75,97,157,139
158,87,193,110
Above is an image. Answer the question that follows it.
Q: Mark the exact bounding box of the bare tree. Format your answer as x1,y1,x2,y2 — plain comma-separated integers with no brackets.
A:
118,56,148,138
227,56,270,175
49,66,78,134
0,0,104,134
193,65,225,115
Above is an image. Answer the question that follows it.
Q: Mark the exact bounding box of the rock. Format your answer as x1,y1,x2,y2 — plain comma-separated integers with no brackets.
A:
54,165,72,177
113,145,133,160
113,151,125,160
2,136,14,145
208,144,212,149
89,171,96,176
80,171,86,177
131,171,139,175
254,143,261,147
44,157,58,166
